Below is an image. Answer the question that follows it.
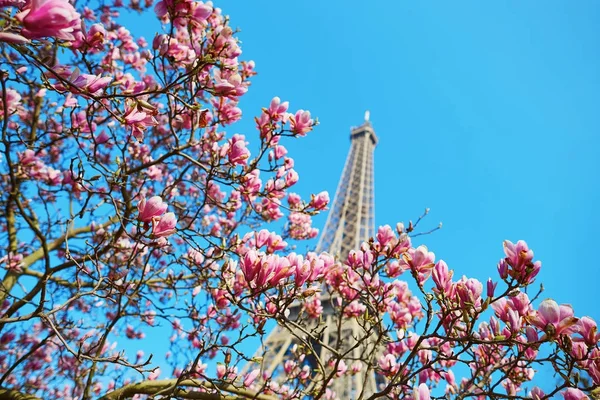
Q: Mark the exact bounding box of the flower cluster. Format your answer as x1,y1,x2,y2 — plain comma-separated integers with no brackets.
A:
0,0,597,399
138,196,177,238
0,0,81,43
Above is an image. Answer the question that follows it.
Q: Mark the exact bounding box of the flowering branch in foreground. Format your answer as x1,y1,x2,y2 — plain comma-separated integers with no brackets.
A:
0,0,598,399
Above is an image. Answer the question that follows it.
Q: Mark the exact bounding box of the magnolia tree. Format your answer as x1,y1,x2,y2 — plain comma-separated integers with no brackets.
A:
0,0,598,399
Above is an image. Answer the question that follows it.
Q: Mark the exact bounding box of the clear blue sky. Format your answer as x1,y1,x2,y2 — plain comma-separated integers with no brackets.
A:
218,0,600,321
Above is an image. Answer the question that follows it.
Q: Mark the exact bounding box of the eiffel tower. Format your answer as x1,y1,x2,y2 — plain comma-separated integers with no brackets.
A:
249,113,381,399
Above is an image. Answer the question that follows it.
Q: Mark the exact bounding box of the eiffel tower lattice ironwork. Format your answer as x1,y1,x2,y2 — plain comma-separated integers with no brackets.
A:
249,113,382,399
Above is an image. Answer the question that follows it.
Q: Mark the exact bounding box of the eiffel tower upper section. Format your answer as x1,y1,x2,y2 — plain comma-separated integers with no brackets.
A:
316,112,378,258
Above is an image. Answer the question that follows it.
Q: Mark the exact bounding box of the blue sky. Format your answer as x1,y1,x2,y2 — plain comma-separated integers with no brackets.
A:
218,1,600,322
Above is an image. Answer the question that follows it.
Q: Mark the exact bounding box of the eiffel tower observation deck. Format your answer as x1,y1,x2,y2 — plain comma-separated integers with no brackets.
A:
248,113,383,399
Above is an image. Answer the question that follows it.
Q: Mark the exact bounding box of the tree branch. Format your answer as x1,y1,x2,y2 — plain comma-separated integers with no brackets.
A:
98,379,278,400
0,387,42,400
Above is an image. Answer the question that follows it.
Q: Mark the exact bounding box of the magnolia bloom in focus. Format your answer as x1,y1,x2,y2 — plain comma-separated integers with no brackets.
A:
138,196,169,223
152,212,177,238
70,73,111,96
16,0,81,41
575,316,600,347
228,134,250,165
123,102,159,140
309,191,329,211
400,245,436,285
562,388,589,400
137,196,177,238
45,66,111,97
531,299,579,337
498,240,541,284
266,96,289,121
289,110,313,136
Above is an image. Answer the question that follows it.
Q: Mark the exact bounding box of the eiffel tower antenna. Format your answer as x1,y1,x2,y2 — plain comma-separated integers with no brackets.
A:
245,115,381,399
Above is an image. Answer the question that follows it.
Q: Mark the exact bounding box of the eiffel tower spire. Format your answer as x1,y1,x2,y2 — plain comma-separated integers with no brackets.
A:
316,113,377,258
246,115,382,399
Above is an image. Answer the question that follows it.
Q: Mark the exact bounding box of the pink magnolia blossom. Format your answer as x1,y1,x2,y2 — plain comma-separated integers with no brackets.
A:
250,229,270,249
216,100,242,124
491,291,533,326
0,32,29,43
454,276,483,310
239,250,296,290
376,225,396,248
575,316,600,347
291,254,311,287
239,250,260,284
309,191,329,211
587,348,600,385
385,260,404,278
70,72,112,96
123,102,159,140
81,23,106,50
262,231,286,253
155,0,211,26
413,383,430,400
529,387,546,400
243,369,260,387
303,295,323,318
486,278,497,298
274,145,288,160
95,131,110,145
46,66,111,96
287,212,318,240
562,388,589,400
346,249,374,270
152,212,177,238
216,364,237,380
266,97,289,121
138,196,168,223
506,308,522,334
400,245,436,285
378,354,399,376
289,110,313,136
530,299,579,337
264,255,294,286
525,325,539,343
350,361,363,374
0,88,22,118
16,0,81,41
191,2,212,23
228,134,250,165
443,369,456,386
285,169,299,187
571,341,588,360
213,70,247,98
344,300,366,318
147,367,160,380
432,260,452,296
499,240,541,284
0,252,24,273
